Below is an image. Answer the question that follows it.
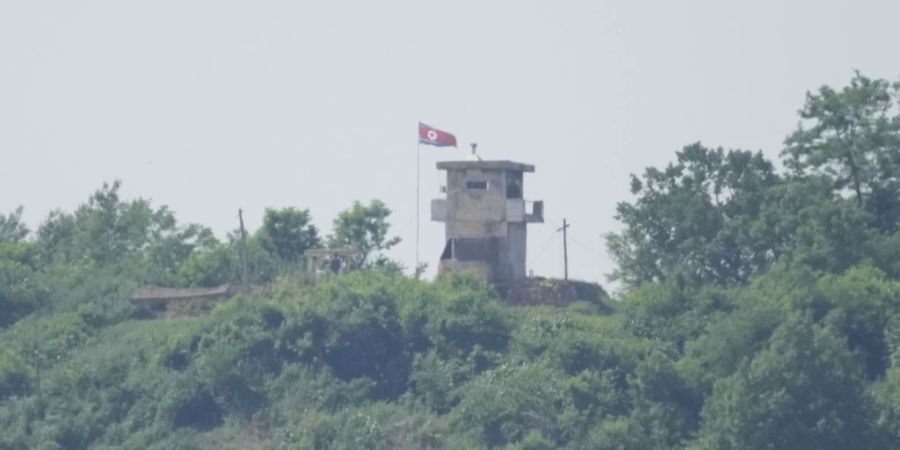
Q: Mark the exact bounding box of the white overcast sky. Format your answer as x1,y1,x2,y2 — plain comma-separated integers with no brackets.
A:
2,0,900,285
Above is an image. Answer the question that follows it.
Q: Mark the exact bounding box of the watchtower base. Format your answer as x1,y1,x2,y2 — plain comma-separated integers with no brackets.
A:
498,278,607,308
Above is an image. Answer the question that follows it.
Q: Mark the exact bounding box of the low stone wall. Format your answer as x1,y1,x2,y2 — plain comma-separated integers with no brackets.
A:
131,284,238,319
501,278,607,307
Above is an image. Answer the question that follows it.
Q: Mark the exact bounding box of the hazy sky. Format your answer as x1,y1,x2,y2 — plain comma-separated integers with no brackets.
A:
3,0,900,285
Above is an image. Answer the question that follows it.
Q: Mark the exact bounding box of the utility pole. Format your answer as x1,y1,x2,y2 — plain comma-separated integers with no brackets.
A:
557,218,570,280
238,209,250,293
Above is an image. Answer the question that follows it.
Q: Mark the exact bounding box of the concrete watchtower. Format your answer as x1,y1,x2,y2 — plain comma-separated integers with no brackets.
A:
431,160,544,285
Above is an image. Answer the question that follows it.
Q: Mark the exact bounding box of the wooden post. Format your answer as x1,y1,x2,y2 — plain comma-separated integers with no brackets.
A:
238,209,250,293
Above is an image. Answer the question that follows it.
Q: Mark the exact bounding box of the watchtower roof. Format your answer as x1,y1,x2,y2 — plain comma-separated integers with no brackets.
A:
436,160,535,173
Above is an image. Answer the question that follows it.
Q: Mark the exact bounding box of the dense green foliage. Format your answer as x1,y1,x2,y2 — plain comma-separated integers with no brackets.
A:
328,199,401,269
3,72,900,449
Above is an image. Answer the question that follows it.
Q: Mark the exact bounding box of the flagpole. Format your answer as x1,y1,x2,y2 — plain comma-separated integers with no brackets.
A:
415,138,421,277
415,122,456,279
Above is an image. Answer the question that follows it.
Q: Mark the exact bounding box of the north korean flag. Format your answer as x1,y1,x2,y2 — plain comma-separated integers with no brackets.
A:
418,122,457,147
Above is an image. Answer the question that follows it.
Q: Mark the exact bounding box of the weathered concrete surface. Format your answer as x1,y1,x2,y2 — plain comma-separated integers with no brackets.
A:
502,278,608,308
432,159,543,285
130,284,237,319
437,160,535,172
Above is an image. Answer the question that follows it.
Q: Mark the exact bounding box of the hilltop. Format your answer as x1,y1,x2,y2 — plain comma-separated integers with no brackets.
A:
3,72,900,449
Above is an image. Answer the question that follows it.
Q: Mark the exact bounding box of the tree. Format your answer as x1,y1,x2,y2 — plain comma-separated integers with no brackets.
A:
147,223,219,282
450,362,568,447
255,207,320,263
809,265,900,379
693,314,874,450
36,180,158,265
751,175,872,274
783,72,900,230
329,200,400,269
0,241,43,328
679,301,782,396
278,272,409,397
0,206,29,243
873,366,900,449
872,315,900,448
626,350,702,450
607,143,778,288
177,243,236,287
34,181,219,285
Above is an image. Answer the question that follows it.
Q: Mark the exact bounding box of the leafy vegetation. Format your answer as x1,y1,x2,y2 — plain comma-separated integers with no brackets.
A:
3,72,900,449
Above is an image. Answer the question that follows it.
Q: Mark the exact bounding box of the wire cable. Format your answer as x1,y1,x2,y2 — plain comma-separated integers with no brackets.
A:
568,233,607,258
532,231,560,260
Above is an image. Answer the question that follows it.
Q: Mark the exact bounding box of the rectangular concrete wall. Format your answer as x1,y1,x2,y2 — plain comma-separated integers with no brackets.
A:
507,222,527,280
444,169,509,239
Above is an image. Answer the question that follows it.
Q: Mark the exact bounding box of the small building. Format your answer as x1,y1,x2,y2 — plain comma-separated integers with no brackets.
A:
304,247,358,278
431,160,544,285
130,284,238,319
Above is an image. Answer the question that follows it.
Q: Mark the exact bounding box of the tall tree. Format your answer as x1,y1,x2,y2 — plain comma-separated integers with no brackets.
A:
607,143,778,288
34,181,219,284
0,241,42,328
36,181,155,265
783,72,900,230
329,200,400,269
0,206,29,243
255,207,320,263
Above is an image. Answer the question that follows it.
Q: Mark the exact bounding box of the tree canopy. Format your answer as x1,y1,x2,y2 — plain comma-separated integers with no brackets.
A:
0,206,28,243
783,71,900,230
328,199,401,269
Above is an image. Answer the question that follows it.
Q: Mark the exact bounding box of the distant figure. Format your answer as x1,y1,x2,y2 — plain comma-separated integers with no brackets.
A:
506,178,522,199
329,253,341,274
